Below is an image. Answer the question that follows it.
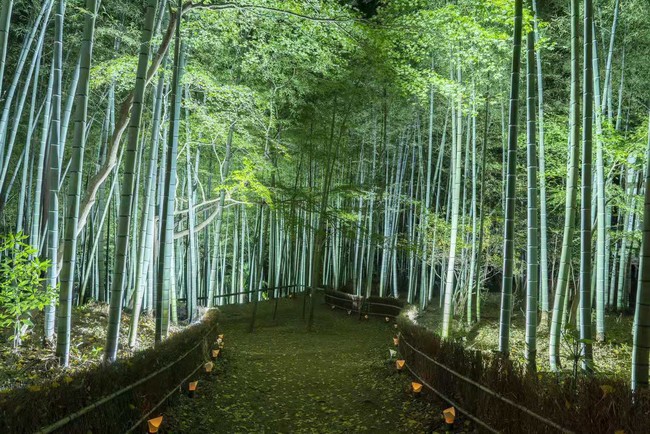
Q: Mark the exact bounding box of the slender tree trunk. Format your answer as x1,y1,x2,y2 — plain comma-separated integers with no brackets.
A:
156,8,185,343
532,0,549,323
579,0,595,372
632,108,650,391
105,0,158,362
441,64,463,339
56,0,98,366
498,0,523,356
592,21,606,342
549,0,581,371
525,30,539,372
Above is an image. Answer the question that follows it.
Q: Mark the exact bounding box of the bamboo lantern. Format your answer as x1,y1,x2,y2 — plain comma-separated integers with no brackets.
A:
396,360,405,371
212,349,220,359
411,382,423,394
443,406,456,429
204,361,214,373
147,416,163,433
188,380,198,398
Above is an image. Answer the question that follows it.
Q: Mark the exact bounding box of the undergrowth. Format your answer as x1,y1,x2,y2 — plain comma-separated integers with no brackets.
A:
417,292,633,380
0,301,181,391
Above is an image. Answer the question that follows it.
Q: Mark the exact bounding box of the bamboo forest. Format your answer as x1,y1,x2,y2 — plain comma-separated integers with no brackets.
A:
1,0,650,432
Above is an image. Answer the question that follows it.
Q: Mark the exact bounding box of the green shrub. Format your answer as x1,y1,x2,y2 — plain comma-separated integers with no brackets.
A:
0,232,56,348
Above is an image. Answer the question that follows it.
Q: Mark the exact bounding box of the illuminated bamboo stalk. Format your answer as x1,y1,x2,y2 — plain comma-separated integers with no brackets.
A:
105,0,158,362
441,63,463,339
525,30,538,372
550,0,581,371
156,7,185,342
57,0,98,366
579,0,594,372
498,0,523,355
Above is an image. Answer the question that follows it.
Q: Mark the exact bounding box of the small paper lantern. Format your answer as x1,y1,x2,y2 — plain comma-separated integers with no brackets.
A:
147,416,163,433
347,310,352,315
389,349,397,358
364,314,369,320
411,382,423,394
394,323,398,329
443,406,456,427
188,380,198,397
396,359,405,371
204,361,214,373
218,334,224,340
393,336,399,346
385,317,390,322
212,349,220,359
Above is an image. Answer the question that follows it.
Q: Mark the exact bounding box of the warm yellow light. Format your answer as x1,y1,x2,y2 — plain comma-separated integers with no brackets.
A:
218,334,224,340
411,382,422,394
393,336,399,346
189,381,198,391
212,349,220,358
443,407,456,424
364,314,369,320
204,361,214,373
396,359,405,370
147,416,163,433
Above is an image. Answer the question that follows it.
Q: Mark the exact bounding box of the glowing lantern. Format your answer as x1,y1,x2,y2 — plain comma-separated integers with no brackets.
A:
212,349,220,359
364,314,369,320
393,336,399,346
443,406,456,429
389,349,397,358
394,324,398,329
188,380,198,397
411,382,423,394
385,317,390,322
347,310,352,315
396,360,405,371
204,362,214,373
147,416,163,433
218,334,224,340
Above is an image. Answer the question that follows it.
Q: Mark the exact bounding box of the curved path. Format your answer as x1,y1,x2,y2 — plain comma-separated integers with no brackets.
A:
166,296,445,433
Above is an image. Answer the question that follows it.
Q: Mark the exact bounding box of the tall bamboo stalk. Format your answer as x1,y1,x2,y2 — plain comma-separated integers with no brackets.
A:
498,0,523,356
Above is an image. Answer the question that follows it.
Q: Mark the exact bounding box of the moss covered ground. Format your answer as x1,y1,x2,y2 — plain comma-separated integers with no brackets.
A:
165,296,469,433
0,302,181,391
418,293,633,380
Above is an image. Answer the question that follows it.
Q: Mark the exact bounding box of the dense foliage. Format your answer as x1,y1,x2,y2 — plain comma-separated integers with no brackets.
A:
1,0,650,397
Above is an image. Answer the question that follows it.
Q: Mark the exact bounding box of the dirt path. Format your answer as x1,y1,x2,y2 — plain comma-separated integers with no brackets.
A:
165,296,444,433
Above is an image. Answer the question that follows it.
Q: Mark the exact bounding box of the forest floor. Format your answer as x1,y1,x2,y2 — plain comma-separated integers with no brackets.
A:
418,293,633,379
0,302,180,391
165,296,469,433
